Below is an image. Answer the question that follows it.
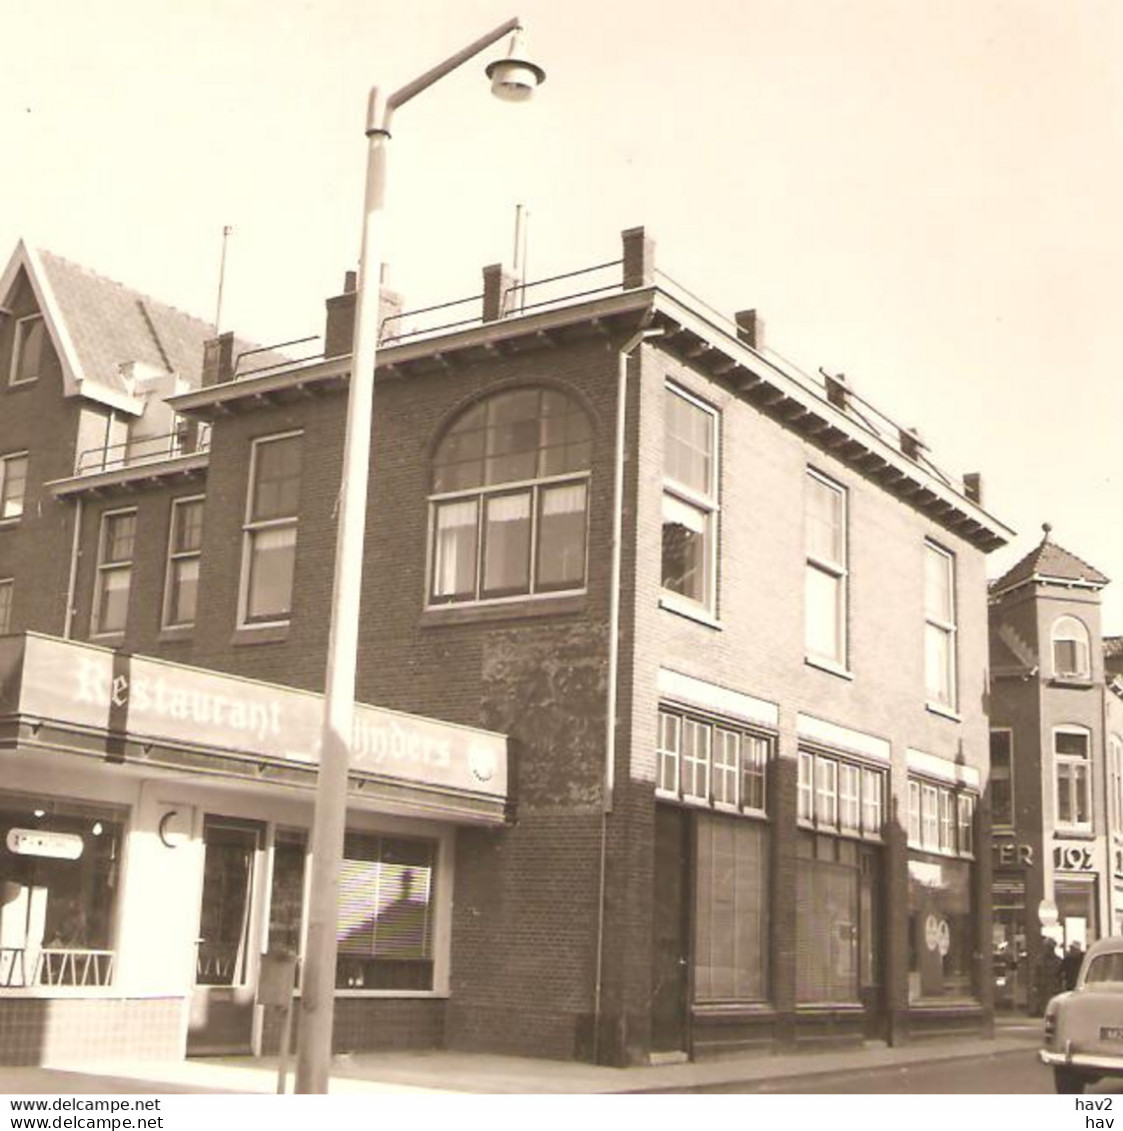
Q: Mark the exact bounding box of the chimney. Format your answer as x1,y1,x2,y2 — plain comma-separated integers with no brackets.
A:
963,473,983,505
482,263,517,322
899,427,926,462
621,226,655,289
324,267,403,356
734,309,760,349
201,332,235,386
823,370,849,411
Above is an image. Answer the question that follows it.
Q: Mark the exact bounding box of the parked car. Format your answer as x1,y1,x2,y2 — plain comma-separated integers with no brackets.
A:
1041,936,1123,1093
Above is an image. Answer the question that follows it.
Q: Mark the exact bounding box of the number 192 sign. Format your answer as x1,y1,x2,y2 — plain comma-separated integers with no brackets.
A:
1054,844,1095,871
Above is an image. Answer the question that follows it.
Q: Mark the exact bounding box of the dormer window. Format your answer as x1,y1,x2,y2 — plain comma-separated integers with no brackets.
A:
1052,615,1091,681
10,314,46,386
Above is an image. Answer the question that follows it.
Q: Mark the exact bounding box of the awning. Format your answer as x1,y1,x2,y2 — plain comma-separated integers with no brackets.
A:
0,633,509,825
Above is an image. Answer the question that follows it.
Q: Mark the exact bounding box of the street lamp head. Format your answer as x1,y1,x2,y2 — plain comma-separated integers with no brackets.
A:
485,30,546,102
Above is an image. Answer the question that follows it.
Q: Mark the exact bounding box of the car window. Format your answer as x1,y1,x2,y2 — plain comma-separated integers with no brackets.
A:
1084,953,1123,983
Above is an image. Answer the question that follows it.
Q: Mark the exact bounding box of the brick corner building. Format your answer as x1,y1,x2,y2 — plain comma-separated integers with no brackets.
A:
0,227,1013,1067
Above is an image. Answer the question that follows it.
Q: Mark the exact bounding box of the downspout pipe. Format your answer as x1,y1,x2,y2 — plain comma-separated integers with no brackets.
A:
63,495,82,640
592,315,661,1063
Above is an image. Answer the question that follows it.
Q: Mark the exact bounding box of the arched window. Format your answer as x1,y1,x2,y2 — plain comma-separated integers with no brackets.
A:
1052,616,1091,680
428,387,591,604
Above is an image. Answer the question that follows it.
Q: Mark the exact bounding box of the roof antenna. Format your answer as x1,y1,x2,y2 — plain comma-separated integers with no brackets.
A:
213,225,232,334
512,204,529,314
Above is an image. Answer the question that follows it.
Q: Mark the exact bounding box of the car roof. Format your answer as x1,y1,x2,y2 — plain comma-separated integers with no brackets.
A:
1084,937,1123,959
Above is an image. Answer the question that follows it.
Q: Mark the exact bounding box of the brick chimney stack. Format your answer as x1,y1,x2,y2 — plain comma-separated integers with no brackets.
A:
324,267,404,357
201,332,235,386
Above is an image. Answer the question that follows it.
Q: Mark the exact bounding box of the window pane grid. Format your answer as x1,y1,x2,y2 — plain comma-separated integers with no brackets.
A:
243,435,302,625
910,776,977,857
0,579,12,634
924,543,957,709
1,454,29,520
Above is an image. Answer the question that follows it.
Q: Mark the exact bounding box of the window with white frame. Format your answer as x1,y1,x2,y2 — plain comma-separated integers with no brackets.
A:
0,579,12,634
657,707,769,815
805,470,847,667
92,509,136,635
798,749,884,839
163,496,204,628
1052,616,1092,680
0,452,28,521
241,432,302,625
990,730,1014,827
662,384,718,613
429,388,590,605
1111,735,1123,834
924,541,957,710
1055,726,1092,829
907,775,977,857
9,314,46,386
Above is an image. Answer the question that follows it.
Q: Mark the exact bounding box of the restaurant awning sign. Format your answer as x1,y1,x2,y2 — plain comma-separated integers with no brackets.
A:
0,633,507,802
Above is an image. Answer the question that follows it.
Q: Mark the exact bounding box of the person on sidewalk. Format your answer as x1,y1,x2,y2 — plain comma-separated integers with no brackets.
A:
1060,942,1085,992
1033,936,1062,1015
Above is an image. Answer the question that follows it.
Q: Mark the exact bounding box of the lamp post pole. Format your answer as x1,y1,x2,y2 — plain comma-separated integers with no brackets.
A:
294,18,544,1094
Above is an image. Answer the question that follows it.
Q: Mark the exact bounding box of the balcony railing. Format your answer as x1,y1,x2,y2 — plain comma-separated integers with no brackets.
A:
0,945,115,988
75,423,212,477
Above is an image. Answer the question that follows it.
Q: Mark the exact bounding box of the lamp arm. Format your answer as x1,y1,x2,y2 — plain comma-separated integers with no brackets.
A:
366,16,522,136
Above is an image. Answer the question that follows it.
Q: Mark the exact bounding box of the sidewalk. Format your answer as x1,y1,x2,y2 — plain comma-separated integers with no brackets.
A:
5,1017,1042,1095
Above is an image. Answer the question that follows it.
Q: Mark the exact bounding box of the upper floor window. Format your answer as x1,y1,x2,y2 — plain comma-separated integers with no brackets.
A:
0,452,28,521
241,432,302,626
805,470,847,668
907,775,976,857
990,729,1014,828
92,509,136,636
163,496,205,629
1055,726,1092,830
9,314,45,386
662,384,718,615
429,387,590,605
924,541,957,711
1052,616,1092,681
0,578,12,634
657,707,769,816
1110,735,1123,834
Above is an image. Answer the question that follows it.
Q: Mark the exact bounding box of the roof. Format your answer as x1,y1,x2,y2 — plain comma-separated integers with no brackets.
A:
1,241,280,415
991,528,1109,596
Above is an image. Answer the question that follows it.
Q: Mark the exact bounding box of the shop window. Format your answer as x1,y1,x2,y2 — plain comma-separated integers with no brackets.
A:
241,432,302,625
662,384,718,615
805,470,847,668
796,833,880,1004
163,496,204,628
336,832,437,990
694,814,769,1002
0,452,28,521
0,794,124,988
429,388,590,605
1055,727,1092,830
990,730,1014,828
798,750,884,840
0,579,11,634
92,508,136,636
1052,616,1091,681
657,707,770,816
265,828,442,992
907,854,975,1002
9,314,45,386
924,541,957,711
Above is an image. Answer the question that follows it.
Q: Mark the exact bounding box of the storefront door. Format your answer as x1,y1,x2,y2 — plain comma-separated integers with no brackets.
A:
651,806,690,1055
187,816,263,1056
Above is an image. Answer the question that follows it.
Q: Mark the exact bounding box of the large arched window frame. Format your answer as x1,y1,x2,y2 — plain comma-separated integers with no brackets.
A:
1052,615,1092,680
427,387,591,606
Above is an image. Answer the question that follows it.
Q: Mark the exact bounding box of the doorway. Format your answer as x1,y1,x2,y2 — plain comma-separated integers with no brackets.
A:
187,816,263,1056
651,806,691,1055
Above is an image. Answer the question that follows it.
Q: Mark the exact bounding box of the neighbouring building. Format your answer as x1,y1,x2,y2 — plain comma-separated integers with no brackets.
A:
0,228,1013,1068
988,528,1123,1012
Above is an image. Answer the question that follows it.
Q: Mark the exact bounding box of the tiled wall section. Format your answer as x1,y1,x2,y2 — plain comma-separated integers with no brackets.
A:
260,998,445,1056
0,997,184,1066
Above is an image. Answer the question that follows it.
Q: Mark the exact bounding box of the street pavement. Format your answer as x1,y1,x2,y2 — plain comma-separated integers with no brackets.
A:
0,1018,1048,1096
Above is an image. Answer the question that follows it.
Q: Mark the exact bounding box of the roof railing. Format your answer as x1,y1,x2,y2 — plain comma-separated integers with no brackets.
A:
74,421,211,476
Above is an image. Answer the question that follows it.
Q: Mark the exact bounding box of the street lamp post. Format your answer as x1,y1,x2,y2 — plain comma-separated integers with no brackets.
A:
294,18,545,1095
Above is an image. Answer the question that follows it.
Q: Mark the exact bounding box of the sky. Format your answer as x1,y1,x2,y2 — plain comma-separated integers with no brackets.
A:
3,0,1122,623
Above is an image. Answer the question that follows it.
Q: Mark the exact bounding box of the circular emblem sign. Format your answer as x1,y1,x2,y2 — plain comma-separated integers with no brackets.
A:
468,745,497,783
925,913,940,952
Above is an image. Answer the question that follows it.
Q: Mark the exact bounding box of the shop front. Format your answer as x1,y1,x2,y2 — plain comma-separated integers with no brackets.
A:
0,632,507,1066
